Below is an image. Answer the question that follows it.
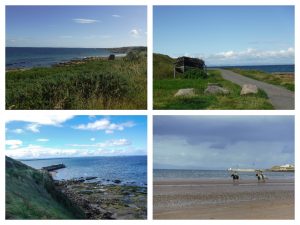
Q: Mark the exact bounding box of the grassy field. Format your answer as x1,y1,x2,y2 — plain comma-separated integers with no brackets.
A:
6,51,147,110
6,156,84,219
228,68,294,92
153,53,273,109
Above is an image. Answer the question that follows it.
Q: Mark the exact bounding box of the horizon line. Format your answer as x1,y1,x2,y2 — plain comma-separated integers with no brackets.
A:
7,154,147,161
6,45,147,49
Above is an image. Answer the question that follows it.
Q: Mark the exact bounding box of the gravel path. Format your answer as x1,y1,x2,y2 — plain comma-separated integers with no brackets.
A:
214,68,294,109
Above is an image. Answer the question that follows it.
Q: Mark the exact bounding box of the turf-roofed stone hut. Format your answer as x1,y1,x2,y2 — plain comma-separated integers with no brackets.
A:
174,56,206,78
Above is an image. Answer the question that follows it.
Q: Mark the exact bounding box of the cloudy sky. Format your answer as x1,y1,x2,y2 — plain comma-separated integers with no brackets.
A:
154,6,294,66
154,116,294,170
6,115,146,159
6,6,147,48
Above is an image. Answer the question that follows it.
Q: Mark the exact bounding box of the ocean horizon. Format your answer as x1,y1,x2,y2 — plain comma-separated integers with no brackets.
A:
212,64,295,73
21,155,147,187
154,169,294,181
6,47,126,69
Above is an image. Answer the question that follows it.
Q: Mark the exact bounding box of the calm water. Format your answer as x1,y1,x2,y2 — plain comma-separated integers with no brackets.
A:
218,65,294,73
154,169,294,181
6,47,117,69
22,156,147,186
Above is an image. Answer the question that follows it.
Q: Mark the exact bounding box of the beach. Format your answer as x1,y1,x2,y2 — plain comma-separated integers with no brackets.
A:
153,179,294,219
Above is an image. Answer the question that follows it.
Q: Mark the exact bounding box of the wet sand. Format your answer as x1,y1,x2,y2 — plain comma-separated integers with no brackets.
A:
153,179,294,219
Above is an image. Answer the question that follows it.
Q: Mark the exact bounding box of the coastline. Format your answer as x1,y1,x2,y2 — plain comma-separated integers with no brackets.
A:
55,177,147,219
153,179,294,219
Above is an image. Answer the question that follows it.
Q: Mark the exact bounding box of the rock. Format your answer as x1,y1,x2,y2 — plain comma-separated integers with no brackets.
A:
204,85,229,94
113,179,121,184
174,88,195,97
108,54,115,60
85,176,97,181
240,84,258,95
79,190,94,195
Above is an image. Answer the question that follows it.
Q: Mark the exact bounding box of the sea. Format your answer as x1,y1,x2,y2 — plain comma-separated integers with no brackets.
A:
154,169,294,181
21,156,147,187
6,47,120,69
214,65,295,73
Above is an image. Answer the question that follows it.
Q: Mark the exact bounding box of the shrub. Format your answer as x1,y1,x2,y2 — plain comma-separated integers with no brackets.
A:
183,68,208,79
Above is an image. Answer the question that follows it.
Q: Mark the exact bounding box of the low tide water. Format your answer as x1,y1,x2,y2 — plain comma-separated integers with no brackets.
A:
154,169,294,181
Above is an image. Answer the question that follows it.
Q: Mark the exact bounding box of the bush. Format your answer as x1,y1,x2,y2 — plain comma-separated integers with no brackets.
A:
183,68,207,79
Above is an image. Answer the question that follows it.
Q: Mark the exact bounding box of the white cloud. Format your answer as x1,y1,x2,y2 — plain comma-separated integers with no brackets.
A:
73,18,99,24
6,145,80,159
69,138,131,148
6,140,23,149
5,142,141,159
205,47,295,65
73,118,135,134
5,114,74,126
90,138,95,141
130,29,140,38
26,124,40,133
36,138,49,142
112,14,121,18
12,129,24,134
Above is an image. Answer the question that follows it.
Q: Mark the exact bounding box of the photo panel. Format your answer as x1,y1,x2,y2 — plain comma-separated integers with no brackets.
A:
153,115,294,219
6,5,147,110
153,6,295,110
5,114,147,219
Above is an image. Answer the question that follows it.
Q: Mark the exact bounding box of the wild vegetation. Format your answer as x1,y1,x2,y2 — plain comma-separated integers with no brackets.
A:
228,68,295,92
153,53,273,109
6,50,147,109
5,156,84,219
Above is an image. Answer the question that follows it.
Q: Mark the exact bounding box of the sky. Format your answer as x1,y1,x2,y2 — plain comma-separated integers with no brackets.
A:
6,6,147,48
154,116,294,170
154,6,294,66
5,115,147,159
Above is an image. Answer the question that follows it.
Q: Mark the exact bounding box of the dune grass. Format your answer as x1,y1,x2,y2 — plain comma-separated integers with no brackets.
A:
6,156,84,219
228,68,294,92
6,52,147,110
153,53,273,110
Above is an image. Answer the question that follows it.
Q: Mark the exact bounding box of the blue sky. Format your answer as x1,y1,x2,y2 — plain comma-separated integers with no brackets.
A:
6,6,147,48
6,115,147,159
154,116,294,170
154,6,294,66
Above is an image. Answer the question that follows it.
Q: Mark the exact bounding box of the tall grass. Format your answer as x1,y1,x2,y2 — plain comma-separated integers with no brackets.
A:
229,68,295,92
6,52,147,109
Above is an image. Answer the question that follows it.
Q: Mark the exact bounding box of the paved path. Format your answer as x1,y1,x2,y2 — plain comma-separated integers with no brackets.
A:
214,68,294,109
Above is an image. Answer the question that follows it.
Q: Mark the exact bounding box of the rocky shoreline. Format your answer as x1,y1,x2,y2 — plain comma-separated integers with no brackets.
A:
54,177,147,219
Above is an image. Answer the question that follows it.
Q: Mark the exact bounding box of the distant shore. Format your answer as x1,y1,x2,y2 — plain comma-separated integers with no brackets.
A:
153,179,294,219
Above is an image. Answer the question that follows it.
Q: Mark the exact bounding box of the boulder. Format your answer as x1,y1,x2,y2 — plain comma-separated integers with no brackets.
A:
240,84,258,95
204,85,229,94
108,54,115,60
113,179,121,184
174,88,195,97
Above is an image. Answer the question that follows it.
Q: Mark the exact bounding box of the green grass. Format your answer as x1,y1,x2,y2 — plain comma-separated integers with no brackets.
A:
6,156,84,219
229,68,294,92
153,70,273,110
6,51,147,109
153,53,274,109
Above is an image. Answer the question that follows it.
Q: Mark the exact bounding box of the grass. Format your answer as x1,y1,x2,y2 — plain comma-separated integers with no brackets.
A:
6,156,84,219
153,53,273,109
228,68,294,92
6,50,147,109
